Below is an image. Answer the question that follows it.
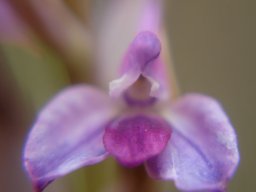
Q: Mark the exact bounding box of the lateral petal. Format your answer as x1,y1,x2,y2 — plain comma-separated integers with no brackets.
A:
146,94,239,191
24,85,118,191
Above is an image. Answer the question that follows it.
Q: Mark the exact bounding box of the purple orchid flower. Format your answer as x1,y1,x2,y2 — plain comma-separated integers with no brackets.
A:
23,31,239,192
23,1,239,192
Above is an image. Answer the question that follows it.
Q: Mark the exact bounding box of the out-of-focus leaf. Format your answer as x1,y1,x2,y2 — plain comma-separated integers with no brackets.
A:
1,44,70,110
0,0,33,48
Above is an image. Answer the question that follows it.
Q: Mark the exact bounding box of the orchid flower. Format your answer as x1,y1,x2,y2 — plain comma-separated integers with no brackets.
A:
23,1,239,192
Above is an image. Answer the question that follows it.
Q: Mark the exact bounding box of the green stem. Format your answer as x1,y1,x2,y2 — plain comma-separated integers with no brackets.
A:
117,164,157,192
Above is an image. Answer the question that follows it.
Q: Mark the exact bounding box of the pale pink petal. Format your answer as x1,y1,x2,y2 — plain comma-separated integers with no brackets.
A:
142,56,170,99
146,94,239,191
24,85,118,191
109,70,141,98
137,0,171,99
138,0,163,33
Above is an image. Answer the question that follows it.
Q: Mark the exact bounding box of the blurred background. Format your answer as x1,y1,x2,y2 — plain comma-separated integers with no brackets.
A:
0,0,255,191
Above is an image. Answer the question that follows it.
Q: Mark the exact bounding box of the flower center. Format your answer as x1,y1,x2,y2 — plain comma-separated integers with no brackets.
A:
103,115,172,167
124,76,156,106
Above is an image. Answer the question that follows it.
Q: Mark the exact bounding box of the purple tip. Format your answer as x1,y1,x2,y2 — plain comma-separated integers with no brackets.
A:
130,31,161,69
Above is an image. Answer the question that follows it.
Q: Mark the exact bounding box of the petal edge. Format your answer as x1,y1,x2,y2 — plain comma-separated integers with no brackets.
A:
147,94,239,191
24,85,118,190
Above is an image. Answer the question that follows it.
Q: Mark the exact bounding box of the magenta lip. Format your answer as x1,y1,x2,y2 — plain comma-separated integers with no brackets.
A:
103,114,172,167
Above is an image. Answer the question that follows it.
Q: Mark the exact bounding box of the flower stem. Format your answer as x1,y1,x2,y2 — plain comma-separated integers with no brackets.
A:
117,164,157,192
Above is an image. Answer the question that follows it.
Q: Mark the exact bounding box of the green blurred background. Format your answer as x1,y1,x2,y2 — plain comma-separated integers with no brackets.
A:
0,0,255,191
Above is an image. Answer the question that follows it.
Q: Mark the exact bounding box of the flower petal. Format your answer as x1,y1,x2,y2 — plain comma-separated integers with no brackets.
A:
103,115,171,167
146,94,239,191
24,85,118,191
94,0,162,86
109,31,161,98
138,0,162,32
141,56,170,99
108,1,170,100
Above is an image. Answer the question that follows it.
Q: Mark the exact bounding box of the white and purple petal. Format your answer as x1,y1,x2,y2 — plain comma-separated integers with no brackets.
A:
24,85,118,191
146,94,239,191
